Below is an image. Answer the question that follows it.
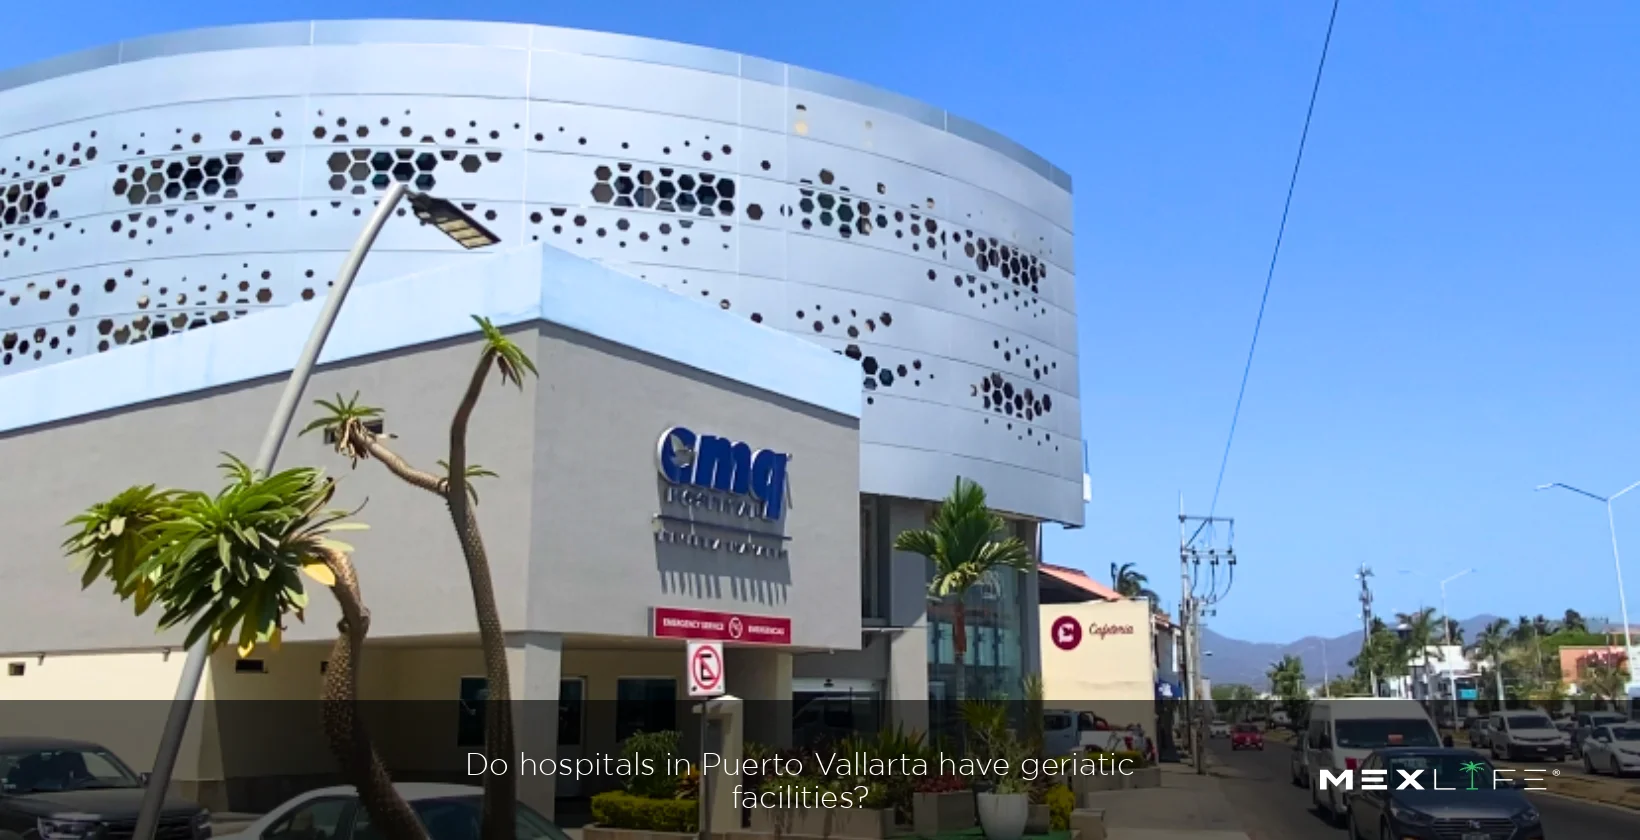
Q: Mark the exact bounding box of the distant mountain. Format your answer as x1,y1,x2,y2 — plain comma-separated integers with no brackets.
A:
1200,615,1503,690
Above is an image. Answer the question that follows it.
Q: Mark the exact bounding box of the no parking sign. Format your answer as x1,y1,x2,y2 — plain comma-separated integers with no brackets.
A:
687,641,725,697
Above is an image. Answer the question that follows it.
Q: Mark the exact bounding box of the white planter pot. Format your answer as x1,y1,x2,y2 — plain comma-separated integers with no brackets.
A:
976,793,1029,840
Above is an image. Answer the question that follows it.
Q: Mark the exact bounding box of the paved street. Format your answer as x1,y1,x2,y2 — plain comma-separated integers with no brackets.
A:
1203,739,1639,839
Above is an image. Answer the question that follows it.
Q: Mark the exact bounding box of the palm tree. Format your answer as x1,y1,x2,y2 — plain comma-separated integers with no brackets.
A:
1442,618,1466,646
895,477,1034,713
1471,618,1512,706
64,459,428,840
1562,609,1588,634
1267,654,1306,698
1395,608,1441,699
1111,562,1162,610
303,316,535,840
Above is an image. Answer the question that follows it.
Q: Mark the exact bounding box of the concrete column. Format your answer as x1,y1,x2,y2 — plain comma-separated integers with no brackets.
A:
727,647,792,748
506,632,562,818
887,624,930,734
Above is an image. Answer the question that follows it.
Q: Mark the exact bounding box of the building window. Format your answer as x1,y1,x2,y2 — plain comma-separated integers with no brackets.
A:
861,499,881,619
616,677,677,742
457,676,489,747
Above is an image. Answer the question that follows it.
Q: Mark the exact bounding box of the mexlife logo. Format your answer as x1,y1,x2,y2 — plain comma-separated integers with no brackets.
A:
657,426,789,520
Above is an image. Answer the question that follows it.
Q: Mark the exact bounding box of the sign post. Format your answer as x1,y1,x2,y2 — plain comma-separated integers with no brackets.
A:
687,641,724,840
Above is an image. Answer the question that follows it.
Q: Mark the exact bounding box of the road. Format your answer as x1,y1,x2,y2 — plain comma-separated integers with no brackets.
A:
1205,739,1637,839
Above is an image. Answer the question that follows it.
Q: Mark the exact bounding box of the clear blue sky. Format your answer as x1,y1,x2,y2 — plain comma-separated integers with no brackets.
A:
8,1,1639,643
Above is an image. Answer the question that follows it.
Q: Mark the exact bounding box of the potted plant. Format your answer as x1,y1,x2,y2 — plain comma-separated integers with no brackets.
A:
976,774,1030,840
912,775,974,838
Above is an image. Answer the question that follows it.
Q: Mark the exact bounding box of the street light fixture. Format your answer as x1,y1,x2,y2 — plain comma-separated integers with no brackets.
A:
408,191,501,249
130,183,498,840
1536,480,1640,699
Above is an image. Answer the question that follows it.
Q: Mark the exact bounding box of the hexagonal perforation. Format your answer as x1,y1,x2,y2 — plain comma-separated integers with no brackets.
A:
324,147,468,194
838,343,928,393
973,371,1056,441
0,129,100,183
589,163,736,218
0,175,64,230
113,153,246,205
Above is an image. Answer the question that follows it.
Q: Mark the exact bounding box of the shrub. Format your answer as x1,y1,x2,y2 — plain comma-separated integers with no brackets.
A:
622,730,684,799
913,775,968,794
591,791,699,832
1045,784,1075,831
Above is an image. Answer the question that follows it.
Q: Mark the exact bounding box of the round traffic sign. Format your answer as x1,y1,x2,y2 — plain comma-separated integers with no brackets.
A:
691,645,723,692
1051,615,1082,650
727,616,744,640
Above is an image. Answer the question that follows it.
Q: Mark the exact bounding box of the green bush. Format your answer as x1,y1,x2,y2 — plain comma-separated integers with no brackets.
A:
591,791,699,832
1045,784,1075,831
622,730,684,799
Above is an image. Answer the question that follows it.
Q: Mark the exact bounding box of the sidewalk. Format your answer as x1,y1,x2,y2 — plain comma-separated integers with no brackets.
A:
1080,763,1249,840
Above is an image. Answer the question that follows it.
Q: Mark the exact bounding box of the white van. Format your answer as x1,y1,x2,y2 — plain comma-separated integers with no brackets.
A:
1302,699,1441,826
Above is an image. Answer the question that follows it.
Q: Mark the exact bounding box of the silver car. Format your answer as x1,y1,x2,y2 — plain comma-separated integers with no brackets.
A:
1582,722,1640,777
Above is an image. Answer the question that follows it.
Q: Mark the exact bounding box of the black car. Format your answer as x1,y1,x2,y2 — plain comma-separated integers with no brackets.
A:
0,736,209,840
1345,747,1543,840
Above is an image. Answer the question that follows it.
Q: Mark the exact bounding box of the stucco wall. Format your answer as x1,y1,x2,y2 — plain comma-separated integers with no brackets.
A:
0,320,859,655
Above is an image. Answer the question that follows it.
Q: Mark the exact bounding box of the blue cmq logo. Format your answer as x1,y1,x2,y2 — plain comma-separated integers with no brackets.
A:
656,426,789,520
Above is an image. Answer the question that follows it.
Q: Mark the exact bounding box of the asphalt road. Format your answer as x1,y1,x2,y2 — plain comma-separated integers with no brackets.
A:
1205,739,1638,839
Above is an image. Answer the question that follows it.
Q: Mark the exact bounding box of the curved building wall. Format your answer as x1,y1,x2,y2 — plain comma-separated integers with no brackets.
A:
0,20,1082,524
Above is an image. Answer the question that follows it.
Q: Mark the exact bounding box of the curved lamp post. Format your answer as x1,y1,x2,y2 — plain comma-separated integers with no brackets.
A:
130,185,499,840
1536,481,1640,700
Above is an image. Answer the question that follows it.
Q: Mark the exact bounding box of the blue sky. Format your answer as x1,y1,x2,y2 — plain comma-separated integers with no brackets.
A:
7,1,1639,643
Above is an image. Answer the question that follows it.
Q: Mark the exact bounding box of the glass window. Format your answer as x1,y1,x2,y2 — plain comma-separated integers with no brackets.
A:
559,679,584,747
353,797,571,840
861,500,880,619
0,747,142,793
263,797,351,840
456,676,488,748
1506,713,1554,730
1333,719,1441,749
616,678,677,741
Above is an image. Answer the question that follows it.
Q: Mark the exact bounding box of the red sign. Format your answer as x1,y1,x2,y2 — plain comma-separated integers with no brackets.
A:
652,607,792,645
688,642,724,697
1051,616,1082,650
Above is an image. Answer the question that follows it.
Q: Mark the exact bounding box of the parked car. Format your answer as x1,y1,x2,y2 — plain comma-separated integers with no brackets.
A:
1230,723,1264,751
1343,748,1541,840
213,783,570,840
1463,716,1491,749
0,736,210,840
1582,722,1640,777
1573,711,1629,757
1209,720,1231,738
1301,698,1441,826
1487,710,1570,762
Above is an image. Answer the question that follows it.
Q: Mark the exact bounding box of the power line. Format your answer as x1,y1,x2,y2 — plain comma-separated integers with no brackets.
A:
1209,0,1343,516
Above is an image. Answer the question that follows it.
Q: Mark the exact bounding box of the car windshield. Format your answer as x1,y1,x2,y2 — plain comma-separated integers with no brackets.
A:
1234,724,1259,733
1609,726,1640,741
0,747,141,794
1507,714,1554,730
1384,753,1498,789
355,797,571,840
1591,714,1627,725
1334,719,1441,749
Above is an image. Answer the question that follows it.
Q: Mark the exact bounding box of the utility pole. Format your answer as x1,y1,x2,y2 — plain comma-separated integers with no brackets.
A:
1356,565,1376,696
1180,502,1237,776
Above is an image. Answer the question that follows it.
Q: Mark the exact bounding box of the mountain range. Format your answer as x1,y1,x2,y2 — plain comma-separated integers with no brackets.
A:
1198,615,1504,689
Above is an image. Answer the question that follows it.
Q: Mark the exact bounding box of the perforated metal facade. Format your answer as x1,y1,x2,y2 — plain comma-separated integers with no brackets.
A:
0,20,1082,524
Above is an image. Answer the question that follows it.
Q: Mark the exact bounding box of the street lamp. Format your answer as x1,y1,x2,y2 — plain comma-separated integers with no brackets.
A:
1536,480,1640,698
1299,640,1330,697
130,184,498,840
1439,568,1476,726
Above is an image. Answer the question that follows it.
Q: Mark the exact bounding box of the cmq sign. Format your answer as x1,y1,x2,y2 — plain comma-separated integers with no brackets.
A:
656,426,789,520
